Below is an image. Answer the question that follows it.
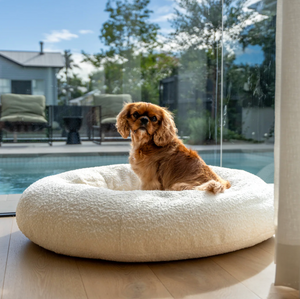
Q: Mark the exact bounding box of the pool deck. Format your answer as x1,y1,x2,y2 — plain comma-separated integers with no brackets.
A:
0,141,274,156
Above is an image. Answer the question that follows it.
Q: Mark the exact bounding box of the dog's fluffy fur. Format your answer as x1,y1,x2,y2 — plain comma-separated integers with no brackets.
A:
116,102,231,194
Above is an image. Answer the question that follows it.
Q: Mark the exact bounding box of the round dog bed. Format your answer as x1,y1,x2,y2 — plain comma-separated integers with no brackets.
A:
16,164,274,262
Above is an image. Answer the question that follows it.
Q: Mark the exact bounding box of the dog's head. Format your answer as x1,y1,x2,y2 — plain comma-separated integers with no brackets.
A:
116,102,177,146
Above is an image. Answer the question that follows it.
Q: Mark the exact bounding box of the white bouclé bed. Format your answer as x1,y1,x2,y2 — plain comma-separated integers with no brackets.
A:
16,164,274,262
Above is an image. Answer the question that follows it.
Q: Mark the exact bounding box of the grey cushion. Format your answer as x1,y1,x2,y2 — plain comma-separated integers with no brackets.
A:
93,94,132,121
101,117,117,124
0,94,47,123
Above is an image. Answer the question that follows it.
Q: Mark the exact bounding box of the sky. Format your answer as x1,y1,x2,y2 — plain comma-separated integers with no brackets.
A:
0,0,263,81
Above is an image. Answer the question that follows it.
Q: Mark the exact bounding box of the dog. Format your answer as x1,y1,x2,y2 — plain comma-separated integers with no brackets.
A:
116,102,231,194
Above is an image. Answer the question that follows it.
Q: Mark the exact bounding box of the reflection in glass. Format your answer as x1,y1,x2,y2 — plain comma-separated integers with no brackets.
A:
165,0,224,146
223,0,276,182
224,0,276,141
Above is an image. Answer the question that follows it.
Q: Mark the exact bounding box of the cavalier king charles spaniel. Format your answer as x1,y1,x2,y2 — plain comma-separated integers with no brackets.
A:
116,102,231,194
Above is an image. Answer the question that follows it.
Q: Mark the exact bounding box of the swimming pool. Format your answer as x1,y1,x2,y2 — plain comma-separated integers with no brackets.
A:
0,151,274,194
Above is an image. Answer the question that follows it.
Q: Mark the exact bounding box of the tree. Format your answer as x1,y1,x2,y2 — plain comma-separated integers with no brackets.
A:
88,59,124,94
239,0,276,108
170,0,253,120
87,52,179,104
82,0,162,102
141,52,179,104
57,73,87,105
100,0,160,56
166,0,277,144
59,50,81,105
58,51,85,105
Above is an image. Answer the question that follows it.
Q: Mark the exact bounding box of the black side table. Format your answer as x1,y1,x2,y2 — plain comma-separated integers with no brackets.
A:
63,116,83,144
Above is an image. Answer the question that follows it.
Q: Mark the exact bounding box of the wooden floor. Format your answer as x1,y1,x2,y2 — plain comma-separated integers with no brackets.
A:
0,218,298,299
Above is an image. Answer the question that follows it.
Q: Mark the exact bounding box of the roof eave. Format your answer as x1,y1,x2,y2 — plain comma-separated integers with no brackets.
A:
23,64,65,68
0,53,64,68
0,53,24,66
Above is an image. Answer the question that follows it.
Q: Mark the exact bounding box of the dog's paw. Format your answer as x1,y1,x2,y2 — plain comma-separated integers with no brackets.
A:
195,180,225,194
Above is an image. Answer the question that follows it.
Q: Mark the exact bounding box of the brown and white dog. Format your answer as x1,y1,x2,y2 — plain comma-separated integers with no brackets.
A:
116,102,231,194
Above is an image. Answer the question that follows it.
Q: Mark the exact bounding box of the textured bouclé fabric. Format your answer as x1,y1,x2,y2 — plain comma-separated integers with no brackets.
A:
16,164,274,262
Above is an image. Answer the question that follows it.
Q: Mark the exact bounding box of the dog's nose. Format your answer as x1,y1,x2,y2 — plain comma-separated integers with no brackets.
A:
140,117,149,125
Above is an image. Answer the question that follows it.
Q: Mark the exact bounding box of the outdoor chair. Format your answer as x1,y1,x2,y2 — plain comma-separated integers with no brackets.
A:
92,94,132,143
0,93,52,145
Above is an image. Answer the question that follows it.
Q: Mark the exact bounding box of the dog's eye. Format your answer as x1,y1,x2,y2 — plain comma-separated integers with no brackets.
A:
133,112,139,119
150,116,157,122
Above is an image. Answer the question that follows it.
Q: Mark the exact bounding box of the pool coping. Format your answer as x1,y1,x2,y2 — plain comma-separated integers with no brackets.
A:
0,149,275,160
0,141,274,158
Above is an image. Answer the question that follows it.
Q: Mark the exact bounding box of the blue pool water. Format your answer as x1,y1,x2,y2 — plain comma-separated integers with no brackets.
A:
0,151,274,195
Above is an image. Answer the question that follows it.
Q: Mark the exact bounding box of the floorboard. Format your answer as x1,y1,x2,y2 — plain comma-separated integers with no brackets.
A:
256,236,276,255
0,218,13,299
149,257,260,299
2,219,88,299
211,240,299,299
0,220,299,299
77,259,174,299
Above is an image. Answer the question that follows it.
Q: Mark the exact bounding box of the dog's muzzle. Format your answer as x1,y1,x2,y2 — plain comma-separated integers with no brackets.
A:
140,117,149,125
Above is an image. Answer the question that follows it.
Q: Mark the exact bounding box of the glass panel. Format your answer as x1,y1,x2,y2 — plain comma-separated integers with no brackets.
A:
0,0,276,214
159,0,223,167
222,0,276,183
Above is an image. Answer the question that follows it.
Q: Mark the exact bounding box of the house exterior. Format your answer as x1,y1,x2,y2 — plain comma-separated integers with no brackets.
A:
0,43,64,105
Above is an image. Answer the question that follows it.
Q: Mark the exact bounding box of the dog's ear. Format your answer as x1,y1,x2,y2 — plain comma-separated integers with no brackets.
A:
154,108,178,146
116,103,134,139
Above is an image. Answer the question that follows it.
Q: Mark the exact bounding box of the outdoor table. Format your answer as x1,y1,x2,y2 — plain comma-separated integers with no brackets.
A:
63,116,83,144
